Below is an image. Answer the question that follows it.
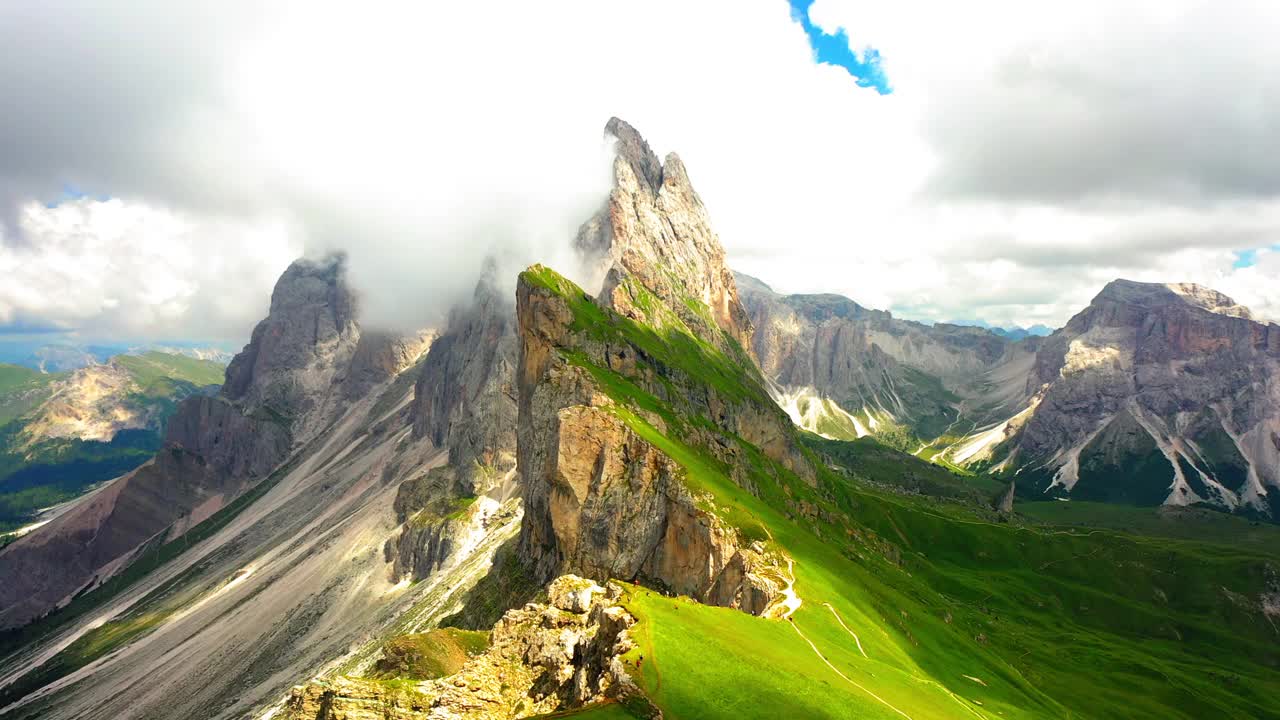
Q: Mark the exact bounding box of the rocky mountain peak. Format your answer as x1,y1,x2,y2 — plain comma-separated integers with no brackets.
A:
222,252,360,423
1091,278,1254,320
576,117,754,353
604,116,663,194
409,258,518,493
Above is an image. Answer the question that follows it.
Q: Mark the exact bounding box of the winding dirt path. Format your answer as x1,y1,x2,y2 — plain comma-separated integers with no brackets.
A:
822,603,868,658
788,621,914,720
773,557,802,620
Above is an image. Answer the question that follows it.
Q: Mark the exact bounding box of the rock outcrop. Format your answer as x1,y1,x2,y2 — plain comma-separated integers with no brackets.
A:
514,267,791,613
513,120,800,612
387,263,520,583
283,576,649,720
0,253,425,629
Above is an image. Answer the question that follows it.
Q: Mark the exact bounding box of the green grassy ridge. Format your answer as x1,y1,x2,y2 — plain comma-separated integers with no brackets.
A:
804,435,1004,501
522,265,771,408
607,384,1280,718
0,365,59,427
0,429,161,529
538,279,1022,714
0,364,56,395
525,263,1280,719
113,351,225,392
1018,500,1280,555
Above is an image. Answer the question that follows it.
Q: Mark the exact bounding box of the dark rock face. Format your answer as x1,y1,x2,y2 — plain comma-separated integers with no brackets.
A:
0,253,413,630
409,266,518,494
224,254,358,416
163,395,291,481
386,263,520,584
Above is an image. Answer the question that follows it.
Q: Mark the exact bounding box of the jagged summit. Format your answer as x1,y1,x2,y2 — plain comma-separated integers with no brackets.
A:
409,256,518,493
223,251,359,416
0,250,427,631
604,116,663,194
577,117,754,353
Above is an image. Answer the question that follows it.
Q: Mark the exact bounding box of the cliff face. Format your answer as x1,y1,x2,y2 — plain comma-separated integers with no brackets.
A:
994,280,1280,512
385,265,521,584
514,269,785,614
507,121,803,613
409,265,518,495
0,254,425,629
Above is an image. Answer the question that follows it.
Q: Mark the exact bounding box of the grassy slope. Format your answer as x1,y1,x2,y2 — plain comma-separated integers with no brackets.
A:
370,628,491,681
0,365,59,427
1018,500,1280,555
114,351,225,395
527,266,1280,720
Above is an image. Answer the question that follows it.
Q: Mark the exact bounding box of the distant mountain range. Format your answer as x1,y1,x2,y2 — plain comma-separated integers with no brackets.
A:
985,323,1054,340
742,273,1280,517
0,351,226,539
0,341,235,374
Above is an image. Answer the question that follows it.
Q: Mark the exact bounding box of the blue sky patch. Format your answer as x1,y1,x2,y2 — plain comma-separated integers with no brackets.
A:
44,183,110,208
788,0,890,94
1234,245,1278,268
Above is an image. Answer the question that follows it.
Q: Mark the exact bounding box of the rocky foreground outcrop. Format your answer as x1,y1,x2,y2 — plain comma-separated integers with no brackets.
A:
283,576,651,720
0,254,426,629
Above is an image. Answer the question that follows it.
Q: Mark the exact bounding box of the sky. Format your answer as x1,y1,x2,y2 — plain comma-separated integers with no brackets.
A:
0,0,1278,344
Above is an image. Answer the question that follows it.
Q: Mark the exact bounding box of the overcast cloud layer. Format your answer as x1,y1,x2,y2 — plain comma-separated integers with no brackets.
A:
1,0,1278,343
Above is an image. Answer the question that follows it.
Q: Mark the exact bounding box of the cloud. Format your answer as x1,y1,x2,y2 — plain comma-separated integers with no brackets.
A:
0,0,1278,343
918,3,1280,205
0,199,300,340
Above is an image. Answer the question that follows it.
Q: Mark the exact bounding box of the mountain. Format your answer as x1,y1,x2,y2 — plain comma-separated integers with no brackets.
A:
743,272,1280,519
1,120,1278,720
278,121,1280,719
946,279,1280,514
0,254,430,630
996,323,1053,340
737,272,1040,454
0,351,226,538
